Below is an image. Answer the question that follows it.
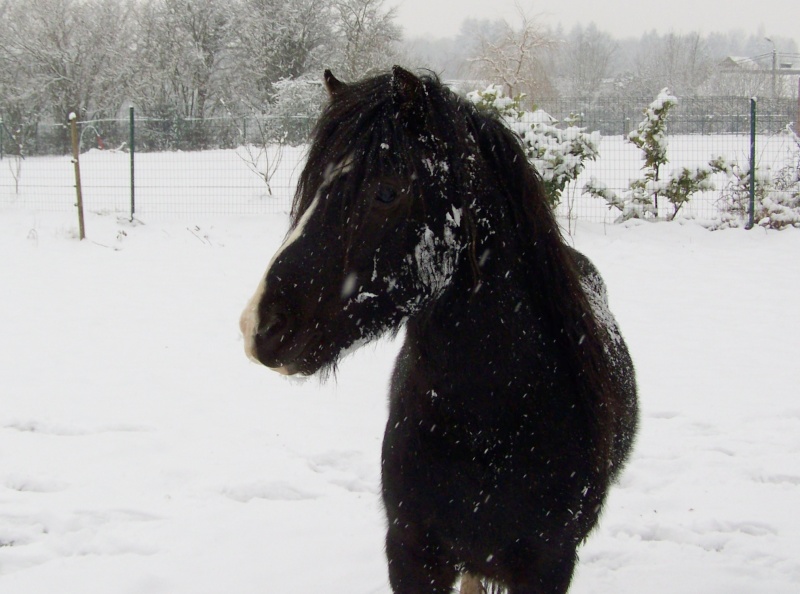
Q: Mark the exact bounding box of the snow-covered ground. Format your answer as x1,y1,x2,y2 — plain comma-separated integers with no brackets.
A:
2,207,798,593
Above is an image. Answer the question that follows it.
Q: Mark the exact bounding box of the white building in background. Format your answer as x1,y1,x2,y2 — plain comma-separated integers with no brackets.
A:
719,54,800,100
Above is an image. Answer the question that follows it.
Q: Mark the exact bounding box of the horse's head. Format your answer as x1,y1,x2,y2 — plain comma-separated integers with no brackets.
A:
240,67,477,376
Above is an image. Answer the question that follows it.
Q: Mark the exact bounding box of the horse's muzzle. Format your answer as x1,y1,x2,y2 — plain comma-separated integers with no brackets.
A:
242,298,323,376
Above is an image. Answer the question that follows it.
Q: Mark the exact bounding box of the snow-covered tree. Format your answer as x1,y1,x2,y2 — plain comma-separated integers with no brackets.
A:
558,24,617,97
627,88,678,210
228,0,335,109
0,0,134,122
263,77,327,143
0,13,45,152
620,32,713,97
468,7,556,101
332,0,402,80
0,0,135,154
132,0,232,122
522,114,601,210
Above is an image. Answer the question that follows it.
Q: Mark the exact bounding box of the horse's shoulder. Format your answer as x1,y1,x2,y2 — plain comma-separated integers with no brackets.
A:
565,246,597,276
565,247,631,358
565,246,607,298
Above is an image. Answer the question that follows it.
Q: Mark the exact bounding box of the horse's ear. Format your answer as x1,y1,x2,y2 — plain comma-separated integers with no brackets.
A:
391,66,424,113
324,69,346,97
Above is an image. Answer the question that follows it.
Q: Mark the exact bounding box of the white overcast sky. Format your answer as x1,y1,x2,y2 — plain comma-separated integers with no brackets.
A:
391,0,800,50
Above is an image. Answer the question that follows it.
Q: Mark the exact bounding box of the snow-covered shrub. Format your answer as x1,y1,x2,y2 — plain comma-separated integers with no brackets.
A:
583,177,654,221
709,127,800,229
707,156,761,228
585,89,716,222
660,166,715,219
520,115,601,209
467,85,600,208
466,84,526,121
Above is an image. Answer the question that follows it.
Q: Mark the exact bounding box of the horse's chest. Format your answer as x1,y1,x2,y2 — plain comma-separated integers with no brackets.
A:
384,378,552,478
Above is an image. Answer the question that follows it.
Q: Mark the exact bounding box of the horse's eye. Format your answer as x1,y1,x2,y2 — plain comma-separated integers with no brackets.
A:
376,186,398,204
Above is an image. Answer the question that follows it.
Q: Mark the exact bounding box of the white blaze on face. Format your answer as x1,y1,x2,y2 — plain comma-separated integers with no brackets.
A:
239,195,320,363
239,156,354,366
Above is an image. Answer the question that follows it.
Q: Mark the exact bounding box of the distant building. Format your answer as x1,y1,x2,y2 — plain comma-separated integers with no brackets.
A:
720,56,761,71
718,55,799,100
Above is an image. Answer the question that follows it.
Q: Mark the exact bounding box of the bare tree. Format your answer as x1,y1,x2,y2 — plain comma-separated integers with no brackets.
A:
332,0,402,80
631,32,713,96
560,24,617,97
468,6,557,100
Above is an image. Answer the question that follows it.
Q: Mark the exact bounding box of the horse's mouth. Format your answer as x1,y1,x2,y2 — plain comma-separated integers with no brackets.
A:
258,329,328,377
268,363,301,376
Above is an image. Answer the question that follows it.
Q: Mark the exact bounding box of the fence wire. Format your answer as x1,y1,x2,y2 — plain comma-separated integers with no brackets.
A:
1,97,798,222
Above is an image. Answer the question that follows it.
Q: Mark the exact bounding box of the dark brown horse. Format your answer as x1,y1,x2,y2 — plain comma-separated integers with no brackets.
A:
240,67,638,593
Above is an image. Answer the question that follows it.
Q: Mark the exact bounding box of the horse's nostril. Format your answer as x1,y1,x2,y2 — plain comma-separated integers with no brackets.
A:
258,311,288,339
252,309,303,370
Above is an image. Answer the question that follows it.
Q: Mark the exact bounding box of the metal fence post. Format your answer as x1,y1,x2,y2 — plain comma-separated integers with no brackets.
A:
796,79,800,134
746,97,756,230
69,113,86,240
130,106,135,220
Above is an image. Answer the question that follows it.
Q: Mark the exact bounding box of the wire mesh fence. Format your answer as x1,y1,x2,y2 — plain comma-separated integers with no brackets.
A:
533,96,797,136
554,131,800,223
1,96,798,223
0,114,315,217
0,146,307,217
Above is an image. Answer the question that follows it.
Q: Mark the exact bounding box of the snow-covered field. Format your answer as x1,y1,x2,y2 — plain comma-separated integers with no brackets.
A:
2,205,799,593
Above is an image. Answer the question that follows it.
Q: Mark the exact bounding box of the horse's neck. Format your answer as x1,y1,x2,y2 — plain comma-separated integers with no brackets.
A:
406,245,539,384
